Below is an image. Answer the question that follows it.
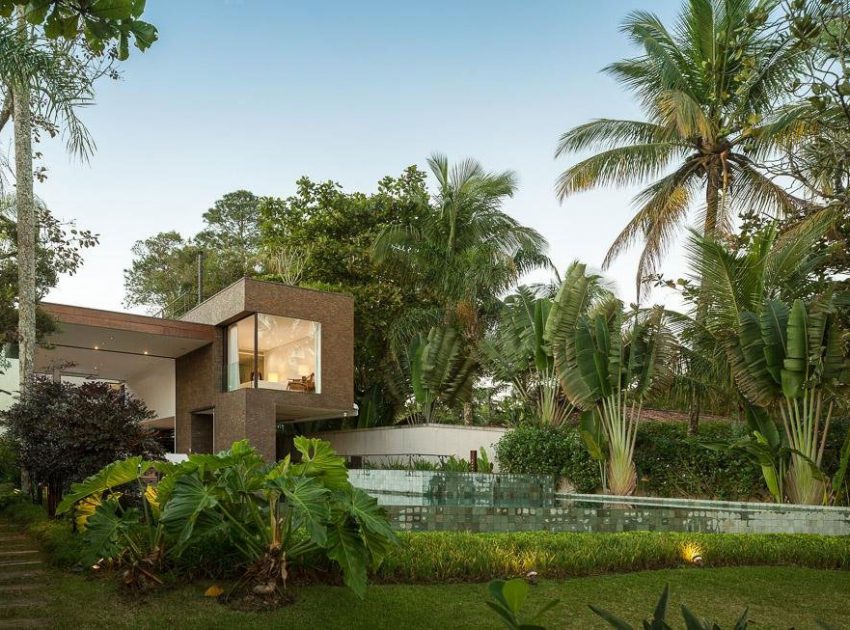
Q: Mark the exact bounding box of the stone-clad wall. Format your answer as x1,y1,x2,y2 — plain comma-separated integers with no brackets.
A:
348,470,850,536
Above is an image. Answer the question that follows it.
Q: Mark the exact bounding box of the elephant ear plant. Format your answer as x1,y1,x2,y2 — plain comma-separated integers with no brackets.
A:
724,298,850,504
545,263,674,496
57,438,397,604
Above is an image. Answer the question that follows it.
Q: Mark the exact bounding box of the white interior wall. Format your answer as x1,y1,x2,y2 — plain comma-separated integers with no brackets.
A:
309,424,508,470
127,361,175,420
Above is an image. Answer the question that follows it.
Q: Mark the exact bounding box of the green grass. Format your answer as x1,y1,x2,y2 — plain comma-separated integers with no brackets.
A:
23,567,846,629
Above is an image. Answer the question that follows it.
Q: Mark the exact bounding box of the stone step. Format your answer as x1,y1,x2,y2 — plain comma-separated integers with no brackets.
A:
0,600,45,610
0,551,39,558
0,583,44,594
0,619,52,629
0,560,44,573
0,572,45,584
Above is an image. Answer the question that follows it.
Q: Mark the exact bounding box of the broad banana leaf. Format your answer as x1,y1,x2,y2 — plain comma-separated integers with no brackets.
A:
781,299,808,398
760,300,788,384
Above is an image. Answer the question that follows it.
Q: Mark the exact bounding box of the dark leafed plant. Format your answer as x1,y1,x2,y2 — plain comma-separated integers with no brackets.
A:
590,584,751,630
545,263,674,495
0,377,161,516
58,438,397,603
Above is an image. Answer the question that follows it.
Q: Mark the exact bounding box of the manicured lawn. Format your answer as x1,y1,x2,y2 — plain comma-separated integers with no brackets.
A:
36,566,847,629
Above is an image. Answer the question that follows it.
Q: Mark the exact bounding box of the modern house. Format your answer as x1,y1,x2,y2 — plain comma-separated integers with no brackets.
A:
24,278,355,461
1,276,505,467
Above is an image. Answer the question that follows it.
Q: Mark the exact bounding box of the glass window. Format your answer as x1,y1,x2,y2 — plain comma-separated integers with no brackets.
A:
226,315,256,391
225,314,321,394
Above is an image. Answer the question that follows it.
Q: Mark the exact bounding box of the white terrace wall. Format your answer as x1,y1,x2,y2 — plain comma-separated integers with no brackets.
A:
309,423,508,470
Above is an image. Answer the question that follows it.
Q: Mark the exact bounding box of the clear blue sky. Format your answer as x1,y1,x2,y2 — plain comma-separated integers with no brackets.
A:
36,0,683,313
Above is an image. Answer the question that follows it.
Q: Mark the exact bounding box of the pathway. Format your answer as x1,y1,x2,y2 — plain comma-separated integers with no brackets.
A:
0,520,51,629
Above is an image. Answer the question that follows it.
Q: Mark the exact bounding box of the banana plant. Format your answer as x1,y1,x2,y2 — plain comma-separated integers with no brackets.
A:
392,326,477,423
724,298,850,504
485,286,573,426
545,263,674,496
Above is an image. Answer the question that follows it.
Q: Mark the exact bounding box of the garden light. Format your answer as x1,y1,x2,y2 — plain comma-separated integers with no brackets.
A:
680,542,704,566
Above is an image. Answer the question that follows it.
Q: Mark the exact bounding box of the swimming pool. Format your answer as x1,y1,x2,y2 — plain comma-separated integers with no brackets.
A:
348,469,850,536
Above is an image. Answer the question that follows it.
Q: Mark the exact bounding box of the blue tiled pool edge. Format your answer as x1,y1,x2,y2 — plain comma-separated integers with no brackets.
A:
348,469,850,536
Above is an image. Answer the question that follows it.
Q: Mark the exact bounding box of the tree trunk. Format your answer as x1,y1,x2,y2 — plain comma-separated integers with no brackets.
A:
463,400,474,426
13,9,36,396
687,384,700,436
688,171,722,435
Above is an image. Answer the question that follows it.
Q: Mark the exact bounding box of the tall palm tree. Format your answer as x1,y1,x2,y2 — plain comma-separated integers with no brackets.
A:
555,0,802,292
1,14,97,392
374,153,551,423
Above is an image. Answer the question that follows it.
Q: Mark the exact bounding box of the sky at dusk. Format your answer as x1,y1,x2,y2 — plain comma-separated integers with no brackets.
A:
28,0,687,313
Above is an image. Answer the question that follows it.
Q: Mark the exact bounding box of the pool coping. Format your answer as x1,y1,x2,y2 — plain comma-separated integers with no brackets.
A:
556,492,850,514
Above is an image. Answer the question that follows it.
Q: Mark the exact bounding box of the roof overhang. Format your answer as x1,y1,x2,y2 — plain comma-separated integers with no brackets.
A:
35,303,216,381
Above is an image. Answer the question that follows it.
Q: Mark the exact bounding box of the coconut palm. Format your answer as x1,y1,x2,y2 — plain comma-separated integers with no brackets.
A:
555,0,802,291
374,154,551,423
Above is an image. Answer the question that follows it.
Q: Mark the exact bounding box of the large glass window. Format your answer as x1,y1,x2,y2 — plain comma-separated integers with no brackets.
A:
226,314,321,393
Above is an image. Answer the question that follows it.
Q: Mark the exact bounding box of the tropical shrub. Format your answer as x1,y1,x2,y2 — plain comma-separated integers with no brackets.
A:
56,438,397,602
634,424,765,501
545,263,674,495
0,378,162,516
376,531,850,583
496,425,598,493
485,286,571,427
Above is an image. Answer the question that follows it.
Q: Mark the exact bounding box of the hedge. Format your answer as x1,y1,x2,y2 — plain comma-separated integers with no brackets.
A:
496,420,850,502
5,497,849,587
376,530,850,583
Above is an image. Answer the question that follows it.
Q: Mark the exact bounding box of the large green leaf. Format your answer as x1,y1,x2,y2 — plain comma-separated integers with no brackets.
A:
160,473,221,548
269,476,330,546
291,437,349,490
79,498,139,566
89,0,134,20
781,299,808,398
339,487,398,564
760,300,788,384
57,456,145,515
326,522,369,598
